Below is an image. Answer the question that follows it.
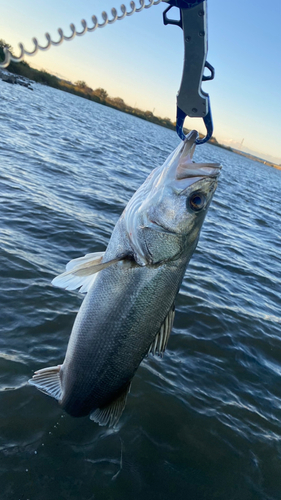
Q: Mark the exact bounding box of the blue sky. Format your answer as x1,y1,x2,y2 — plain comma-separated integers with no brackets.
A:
1,0,280,163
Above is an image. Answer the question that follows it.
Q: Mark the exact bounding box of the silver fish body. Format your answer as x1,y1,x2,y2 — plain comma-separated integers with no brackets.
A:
29,130,221,426
61,221,189,418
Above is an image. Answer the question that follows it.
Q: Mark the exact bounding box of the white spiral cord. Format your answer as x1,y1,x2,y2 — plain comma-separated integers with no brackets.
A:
0,0,163,68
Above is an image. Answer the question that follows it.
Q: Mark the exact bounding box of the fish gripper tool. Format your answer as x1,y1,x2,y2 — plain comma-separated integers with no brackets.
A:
163,0,215,144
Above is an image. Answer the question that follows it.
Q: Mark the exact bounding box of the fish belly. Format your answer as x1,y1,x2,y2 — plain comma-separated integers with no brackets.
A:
60,259,186,417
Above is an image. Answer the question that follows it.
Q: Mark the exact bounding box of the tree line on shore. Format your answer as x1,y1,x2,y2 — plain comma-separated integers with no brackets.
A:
0,39,179,132
2,40,279,168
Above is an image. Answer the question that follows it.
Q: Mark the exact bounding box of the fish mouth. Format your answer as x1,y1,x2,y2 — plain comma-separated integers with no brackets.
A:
149,219,177,235
176,130,222,181
179,130,198,160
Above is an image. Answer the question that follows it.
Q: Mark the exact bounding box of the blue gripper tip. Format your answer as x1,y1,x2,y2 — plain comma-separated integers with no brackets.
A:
176,99,213,145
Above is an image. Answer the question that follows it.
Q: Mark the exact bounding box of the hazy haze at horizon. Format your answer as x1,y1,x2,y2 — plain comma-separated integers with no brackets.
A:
1,0,280,164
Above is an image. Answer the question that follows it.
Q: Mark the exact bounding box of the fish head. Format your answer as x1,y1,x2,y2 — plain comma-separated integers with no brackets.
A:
124,130,222,265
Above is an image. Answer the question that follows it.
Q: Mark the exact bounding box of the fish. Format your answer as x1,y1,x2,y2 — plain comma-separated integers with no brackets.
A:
29,130,221,427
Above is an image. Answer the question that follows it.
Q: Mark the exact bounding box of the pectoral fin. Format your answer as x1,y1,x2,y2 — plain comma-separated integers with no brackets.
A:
52,251,124,293
148,304,175,357
90,382,131,427
65,252,105,271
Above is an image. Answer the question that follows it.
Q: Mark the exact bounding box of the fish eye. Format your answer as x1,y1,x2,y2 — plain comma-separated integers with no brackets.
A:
188,192,206,212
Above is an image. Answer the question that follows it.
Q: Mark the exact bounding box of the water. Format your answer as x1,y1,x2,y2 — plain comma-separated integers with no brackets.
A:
1,80,281,500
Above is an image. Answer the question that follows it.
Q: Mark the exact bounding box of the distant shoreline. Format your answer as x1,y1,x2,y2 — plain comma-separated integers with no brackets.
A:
1,42,280,171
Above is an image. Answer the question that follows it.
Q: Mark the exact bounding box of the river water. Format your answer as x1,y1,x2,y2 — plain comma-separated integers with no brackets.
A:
1,80,281,500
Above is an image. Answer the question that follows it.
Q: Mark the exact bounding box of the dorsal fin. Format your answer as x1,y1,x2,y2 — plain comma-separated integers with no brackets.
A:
148,304,175,357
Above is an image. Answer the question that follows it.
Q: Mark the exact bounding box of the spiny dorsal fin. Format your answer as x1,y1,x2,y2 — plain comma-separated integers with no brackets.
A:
90,382,131,427
29,365,62,401
148,304,175,357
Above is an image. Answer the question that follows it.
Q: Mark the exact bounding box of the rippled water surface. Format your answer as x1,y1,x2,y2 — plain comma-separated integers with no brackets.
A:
1,81,281,500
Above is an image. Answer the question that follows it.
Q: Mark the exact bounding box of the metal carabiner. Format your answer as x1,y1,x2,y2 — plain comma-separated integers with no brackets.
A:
163,0,214,144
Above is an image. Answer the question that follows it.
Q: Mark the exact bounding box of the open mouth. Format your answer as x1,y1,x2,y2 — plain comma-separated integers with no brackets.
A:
176,161,222,181
176,130,222,181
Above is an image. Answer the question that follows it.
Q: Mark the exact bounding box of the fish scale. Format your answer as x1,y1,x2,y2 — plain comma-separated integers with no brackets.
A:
61,260,183,416
29,130,221,426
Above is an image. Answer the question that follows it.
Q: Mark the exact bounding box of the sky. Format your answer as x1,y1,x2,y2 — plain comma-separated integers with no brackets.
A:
1,0,281,164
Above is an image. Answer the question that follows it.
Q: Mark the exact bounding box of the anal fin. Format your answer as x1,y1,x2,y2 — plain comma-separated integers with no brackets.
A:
29,365,62,401
90,382,131,427
148,304,175,357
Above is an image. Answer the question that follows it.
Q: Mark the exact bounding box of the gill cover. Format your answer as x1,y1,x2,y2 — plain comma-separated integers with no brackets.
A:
123,130,221,265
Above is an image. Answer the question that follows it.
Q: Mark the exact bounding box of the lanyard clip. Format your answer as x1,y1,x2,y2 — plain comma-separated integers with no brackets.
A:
163,0,214,144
